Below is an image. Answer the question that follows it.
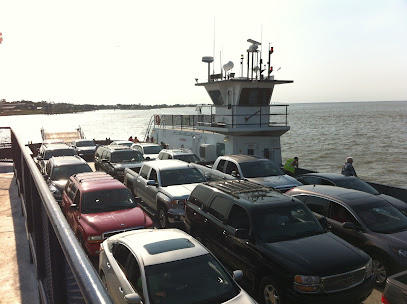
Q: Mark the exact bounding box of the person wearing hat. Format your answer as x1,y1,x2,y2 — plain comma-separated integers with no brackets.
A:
341,157,357,177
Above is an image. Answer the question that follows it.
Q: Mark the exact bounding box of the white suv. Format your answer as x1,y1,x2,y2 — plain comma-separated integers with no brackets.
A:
157,148,200,163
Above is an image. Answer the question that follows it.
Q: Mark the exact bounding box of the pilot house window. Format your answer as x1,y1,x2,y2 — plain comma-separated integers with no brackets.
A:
239,88,272,106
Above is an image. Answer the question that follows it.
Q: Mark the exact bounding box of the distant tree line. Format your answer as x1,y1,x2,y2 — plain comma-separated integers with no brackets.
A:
0,99,196,116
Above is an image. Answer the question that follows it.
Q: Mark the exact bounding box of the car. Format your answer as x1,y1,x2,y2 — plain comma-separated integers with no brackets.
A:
70,139,97,160
94,145,144,181
157,148,201,163
296,173,407,214
99,228,257,304
381,270,407,304
184,180,375,304
44,155,93,202
131,142,162,160
61,171,154,257
35,143,78,175
287,185,407,286
110,140,134,147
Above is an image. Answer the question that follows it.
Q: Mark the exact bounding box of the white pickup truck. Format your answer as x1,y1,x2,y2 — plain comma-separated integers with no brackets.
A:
124,160,207,228
192,154,302,192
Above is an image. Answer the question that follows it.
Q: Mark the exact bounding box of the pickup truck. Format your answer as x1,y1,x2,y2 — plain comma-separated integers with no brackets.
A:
382,270,407,304
192,154,302,192
124,159,207,228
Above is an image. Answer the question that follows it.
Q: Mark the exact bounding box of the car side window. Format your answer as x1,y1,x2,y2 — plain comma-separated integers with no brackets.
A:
321,179,335,186
68,183,78,201
330,202,356,224
208,196,233,222
74,190,81,207
301,176,321,185
112,243,130,270
149,169,158,183
227,205,250,230
304,195,329,216
189,186,212,209
140,165,150,179
225,161,239,175
216,160,226,172
126,254,144,300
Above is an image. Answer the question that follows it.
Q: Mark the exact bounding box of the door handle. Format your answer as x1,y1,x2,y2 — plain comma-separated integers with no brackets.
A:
204,218,208,223
223,230,227,236
119,287,124,294
106,262,111,269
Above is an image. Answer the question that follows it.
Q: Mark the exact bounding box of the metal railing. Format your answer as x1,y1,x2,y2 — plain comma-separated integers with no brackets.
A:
152,104,289,131
9,127,113,304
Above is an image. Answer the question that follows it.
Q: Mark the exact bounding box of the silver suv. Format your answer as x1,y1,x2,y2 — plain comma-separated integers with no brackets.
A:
157,148,200,163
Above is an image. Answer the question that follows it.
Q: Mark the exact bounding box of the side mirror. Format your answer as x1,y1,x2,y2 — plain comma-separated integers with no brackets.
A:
318,217,328,228
235,228,250,239
204,173,212,180
124,293,141,304
146,180,157,186
232,270,243,281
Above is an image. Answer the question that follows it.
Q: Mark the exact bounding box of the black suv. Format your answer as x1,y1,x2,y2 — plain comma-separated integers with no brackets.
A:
44,155,92,202
184,180,375,304
94,145,144,180
70,139,97,160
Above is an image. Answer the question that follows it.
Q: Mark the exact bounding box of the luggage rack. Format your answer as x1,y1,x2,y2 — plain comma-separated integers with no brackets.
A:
73,171,114,183
208,179,273,198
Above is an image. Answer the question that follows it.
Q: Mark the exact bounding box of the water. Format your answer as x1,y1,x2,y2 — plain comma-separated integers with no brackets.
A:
1,101,406,188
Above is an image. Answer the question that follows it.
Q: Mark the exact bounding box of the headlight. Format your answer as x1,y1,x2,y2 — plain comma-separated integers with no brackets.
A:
294,275,321,293
87,235,103,243
365,259,373,278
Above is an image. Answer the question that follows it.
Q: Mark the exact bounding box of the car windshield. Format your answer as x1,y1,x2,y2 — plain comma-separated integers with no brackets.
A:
240,160,284,178
81,188,136,213
51,164,92,180
160,168,206,187
44,149,77,160
111,150,143,162
145,254,240,304
334,178,379,195
174,154,200,163
353,201,407,233
144,146,162,154
76,140,95,147
252,204,325,242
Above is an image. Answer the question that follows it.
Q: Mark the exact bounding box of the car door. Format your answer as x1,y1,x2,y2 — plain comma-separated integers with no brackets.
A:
327,201,369,247
104,243,138,304
204,195,234,262
66,189,81,233
136,164,151,203
143,168,159,208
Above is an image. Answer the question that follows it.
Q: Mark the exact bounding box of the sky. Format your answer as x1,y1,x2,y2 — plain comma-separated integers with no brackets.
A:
0,0,406,105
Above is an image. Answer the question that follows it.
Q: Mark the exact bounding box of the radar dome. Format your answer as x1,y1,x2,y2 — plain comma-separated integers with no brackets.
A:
202,56,214,63
223,61,234,71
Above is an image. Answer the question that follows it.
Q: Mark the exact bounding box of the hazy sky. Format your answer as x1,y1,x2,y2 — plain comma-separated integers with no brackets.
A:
1,0,406,105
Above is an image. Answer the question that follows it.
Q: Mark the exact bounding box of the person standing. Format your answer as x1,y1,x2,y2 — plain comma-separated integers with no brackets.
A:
284,157,299,175
341,157,357,177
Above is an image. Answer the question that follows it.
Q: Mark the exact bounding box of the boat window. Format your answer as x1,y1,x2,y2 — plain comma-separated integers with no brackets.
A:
216,143,225,156
238,88,272,106
208,90,224,105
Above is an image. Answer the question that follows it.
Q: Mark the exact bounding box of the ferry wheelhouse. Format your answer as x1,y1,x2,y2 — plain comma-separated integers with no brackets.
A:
149,39,293,165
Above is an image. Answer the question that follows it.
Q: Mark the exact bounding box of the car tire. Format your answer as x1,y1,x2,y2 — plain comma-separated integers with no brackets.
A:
259,277,285,304
371,254,389,286
158,205,169,229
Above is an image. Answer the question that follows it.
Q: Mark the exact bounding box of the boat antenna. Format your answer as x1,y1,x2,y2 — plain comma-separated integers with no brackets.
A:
213,17,216,75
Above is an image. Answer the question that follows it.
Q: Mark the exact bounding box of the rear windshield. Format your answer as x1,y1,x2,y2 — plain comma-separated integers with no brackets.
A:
44,149,77,160
76,140,95,147
144,146,162,154
174,154,200,163
334,179,379,195
81,188,137,213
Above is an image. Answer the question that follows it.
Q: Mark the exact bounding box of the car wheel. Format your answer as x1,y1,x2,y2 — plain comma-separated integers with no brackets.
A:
371,255,388,286
259,277,285,304
158,205,169,229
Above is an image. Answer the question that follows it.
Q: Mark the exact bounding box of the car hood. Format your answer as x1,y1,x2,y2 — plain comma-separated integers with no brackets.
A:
258,232,369,276
247,174,302,189
162,183,201,199
81,207,149,232
112,162,143,170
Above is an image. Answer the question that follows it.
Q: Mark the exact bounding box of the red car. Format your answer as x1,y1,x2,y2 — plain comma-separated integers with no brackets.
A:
61,171,154,256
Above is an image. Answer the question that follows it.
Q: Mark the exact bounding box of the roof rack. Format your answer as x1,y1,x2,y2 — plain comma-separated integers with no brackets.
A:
73,171,114,183
208,180,272,198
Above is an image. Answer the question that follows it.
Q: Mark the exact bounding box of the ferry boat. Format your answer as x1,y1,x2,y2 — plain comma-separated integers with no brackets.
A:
150,38,293,166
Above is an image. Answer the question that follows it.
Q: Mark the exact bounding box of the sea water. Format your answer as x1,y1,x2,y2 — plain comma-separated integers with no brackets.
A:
1,101,406,188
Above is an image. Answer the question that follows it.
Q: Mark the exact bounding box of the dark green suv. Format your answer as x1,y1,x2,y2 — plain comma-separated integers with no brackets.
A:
184,180,375,304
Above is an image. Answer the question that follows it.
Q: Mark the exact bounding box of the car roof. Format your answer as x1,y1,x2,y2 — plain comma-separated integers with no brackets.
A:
198,180,300,209
98,145,132,151
42,143,72,150
298,173,358,181
111,140,133,145
107,229,208,266
73,139,95,143
72,172,125,192
160,149,194,155
143,159,194,170
133,142,161,147
221,154,264,162
50,156,87,166
289,185,385,206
